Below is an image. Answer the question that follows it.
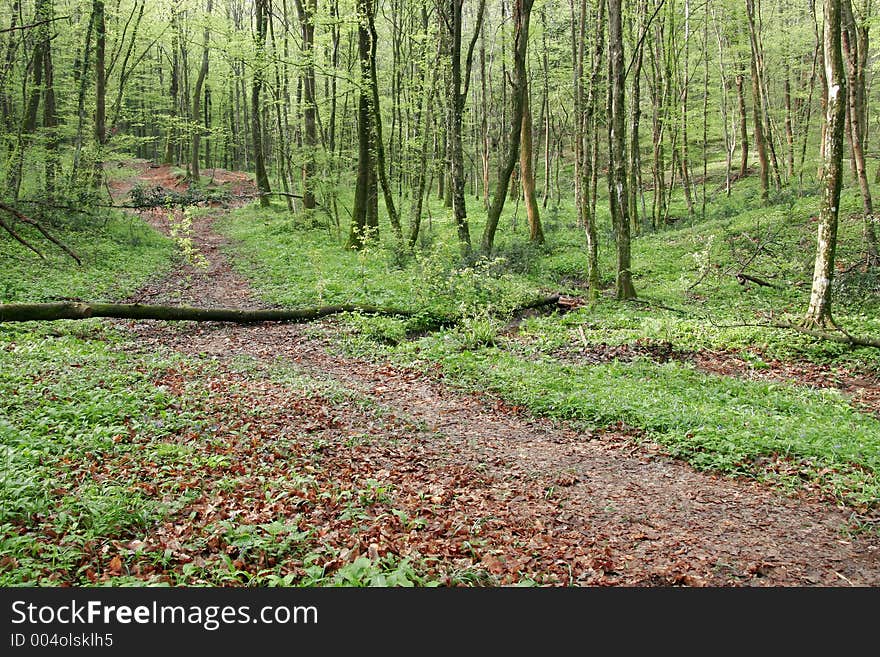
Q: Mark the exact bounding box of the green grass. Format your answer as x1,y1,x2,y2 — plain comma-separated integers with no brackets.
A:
0,327,447,586
0,327,196,584
0,209,175,304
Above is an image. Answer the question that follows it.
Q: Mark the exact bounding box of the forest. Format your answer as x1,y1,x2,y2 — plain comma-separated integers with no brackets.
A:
0,0,879,588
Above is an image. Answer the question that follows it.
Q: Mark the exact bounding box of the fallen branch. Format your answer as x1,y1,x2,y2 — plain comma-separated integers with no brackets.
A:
704,314,880,350
768,321,880,349
735,272,780,289
0,213,46,260
0,15,70,34
0,294,562,326
0,201,82,265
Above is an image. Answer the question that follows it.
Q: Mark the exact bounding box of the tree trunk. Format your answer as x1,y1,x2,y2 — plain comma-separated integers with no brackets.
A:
520,72,543,244
608,0,635,300
408,5,435,249
448,0,486,253
574,0,601,297
629,0,646,234
749,51,770,203
0,302,414,324
252,0,272,206
191,0,213,183
348,0,379,249
0,295,561,326
93,0,106,187
366,0,402,241
805,0,846,328
481,0,534,254
295,0,318,211
841,0,879,261
735,64,749,178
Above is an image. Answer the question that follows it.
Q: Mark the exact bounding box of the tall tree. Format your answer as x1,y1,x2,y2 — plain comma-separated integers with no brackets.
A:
366,0,402,240
191,0,213,183
481,0,534,254
841,0,879,262
805,0,846,327
575,0,604,296
448,0,486,252
294,0,318,210
251,0,272,206
93,0,106,187
608,0,635,299
520,69,543,244
348,0,379,248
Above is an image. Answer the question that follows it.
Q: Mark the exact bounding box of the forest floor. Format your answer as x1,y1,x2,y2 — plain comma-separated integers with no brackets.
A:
103,161,880,587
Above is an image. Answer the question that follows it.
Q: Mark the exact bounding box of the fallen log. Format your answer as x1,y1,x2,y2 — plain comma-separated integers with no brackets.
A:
735,272,780,289
0,302,414,323
0,294,562,325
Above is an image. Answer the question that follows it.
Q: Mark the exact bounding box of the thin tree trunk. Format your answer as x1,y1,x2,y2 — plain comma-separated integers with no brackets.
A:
252,0,272,206
520,73,543,244
191,0,213,183
348,0,378,248
93,0,106,188
735,64,749,178
366,0,402,240
480,0,534,254
842,0,879,260
294,0,318,210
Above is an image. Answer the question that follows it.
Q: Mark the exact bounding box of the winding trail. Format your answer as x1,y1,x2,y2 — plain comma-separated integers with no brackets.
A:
111,163,880,586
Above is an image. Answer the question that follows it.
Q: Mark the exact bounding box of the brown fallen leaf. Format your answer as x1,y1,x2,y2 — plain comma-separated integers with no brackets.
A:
107,556,123,574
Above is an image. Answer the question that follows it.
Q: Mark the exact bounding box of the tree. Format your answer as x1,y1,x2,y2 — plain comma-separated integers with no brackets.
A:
481,0,534,254
841,0,879,262
520,68,543,244
804,0,846,328
608,0,635,299
93,0,106,188
191,0,213,183
447,0,486,253
348,0,380,249
294,0,318,211
251,0,272,206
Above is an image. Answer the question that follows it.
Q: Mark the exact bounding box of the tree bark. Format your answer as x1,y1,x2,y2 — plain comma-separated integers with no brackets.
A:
520,72,543,244
841,0,879,261
191,0,213,183
366,0,402,241
735,64,749,179
481,0,534,254
251,0,272,206
448,0,486,253
0,295,562,326
348,0,379,249
294,0,318,211
805,0,846,328
0,302,413,324
93,0,106,187
608,0,635,300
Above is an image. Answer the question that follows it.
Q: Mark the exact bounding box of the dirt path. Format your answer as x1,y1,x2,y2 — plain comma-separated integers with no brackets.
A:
109,165,880,586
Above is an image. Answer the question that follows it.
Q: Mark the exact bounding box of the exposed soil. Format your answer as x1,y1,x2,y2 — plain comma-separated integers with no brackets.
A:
105,162,880,587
